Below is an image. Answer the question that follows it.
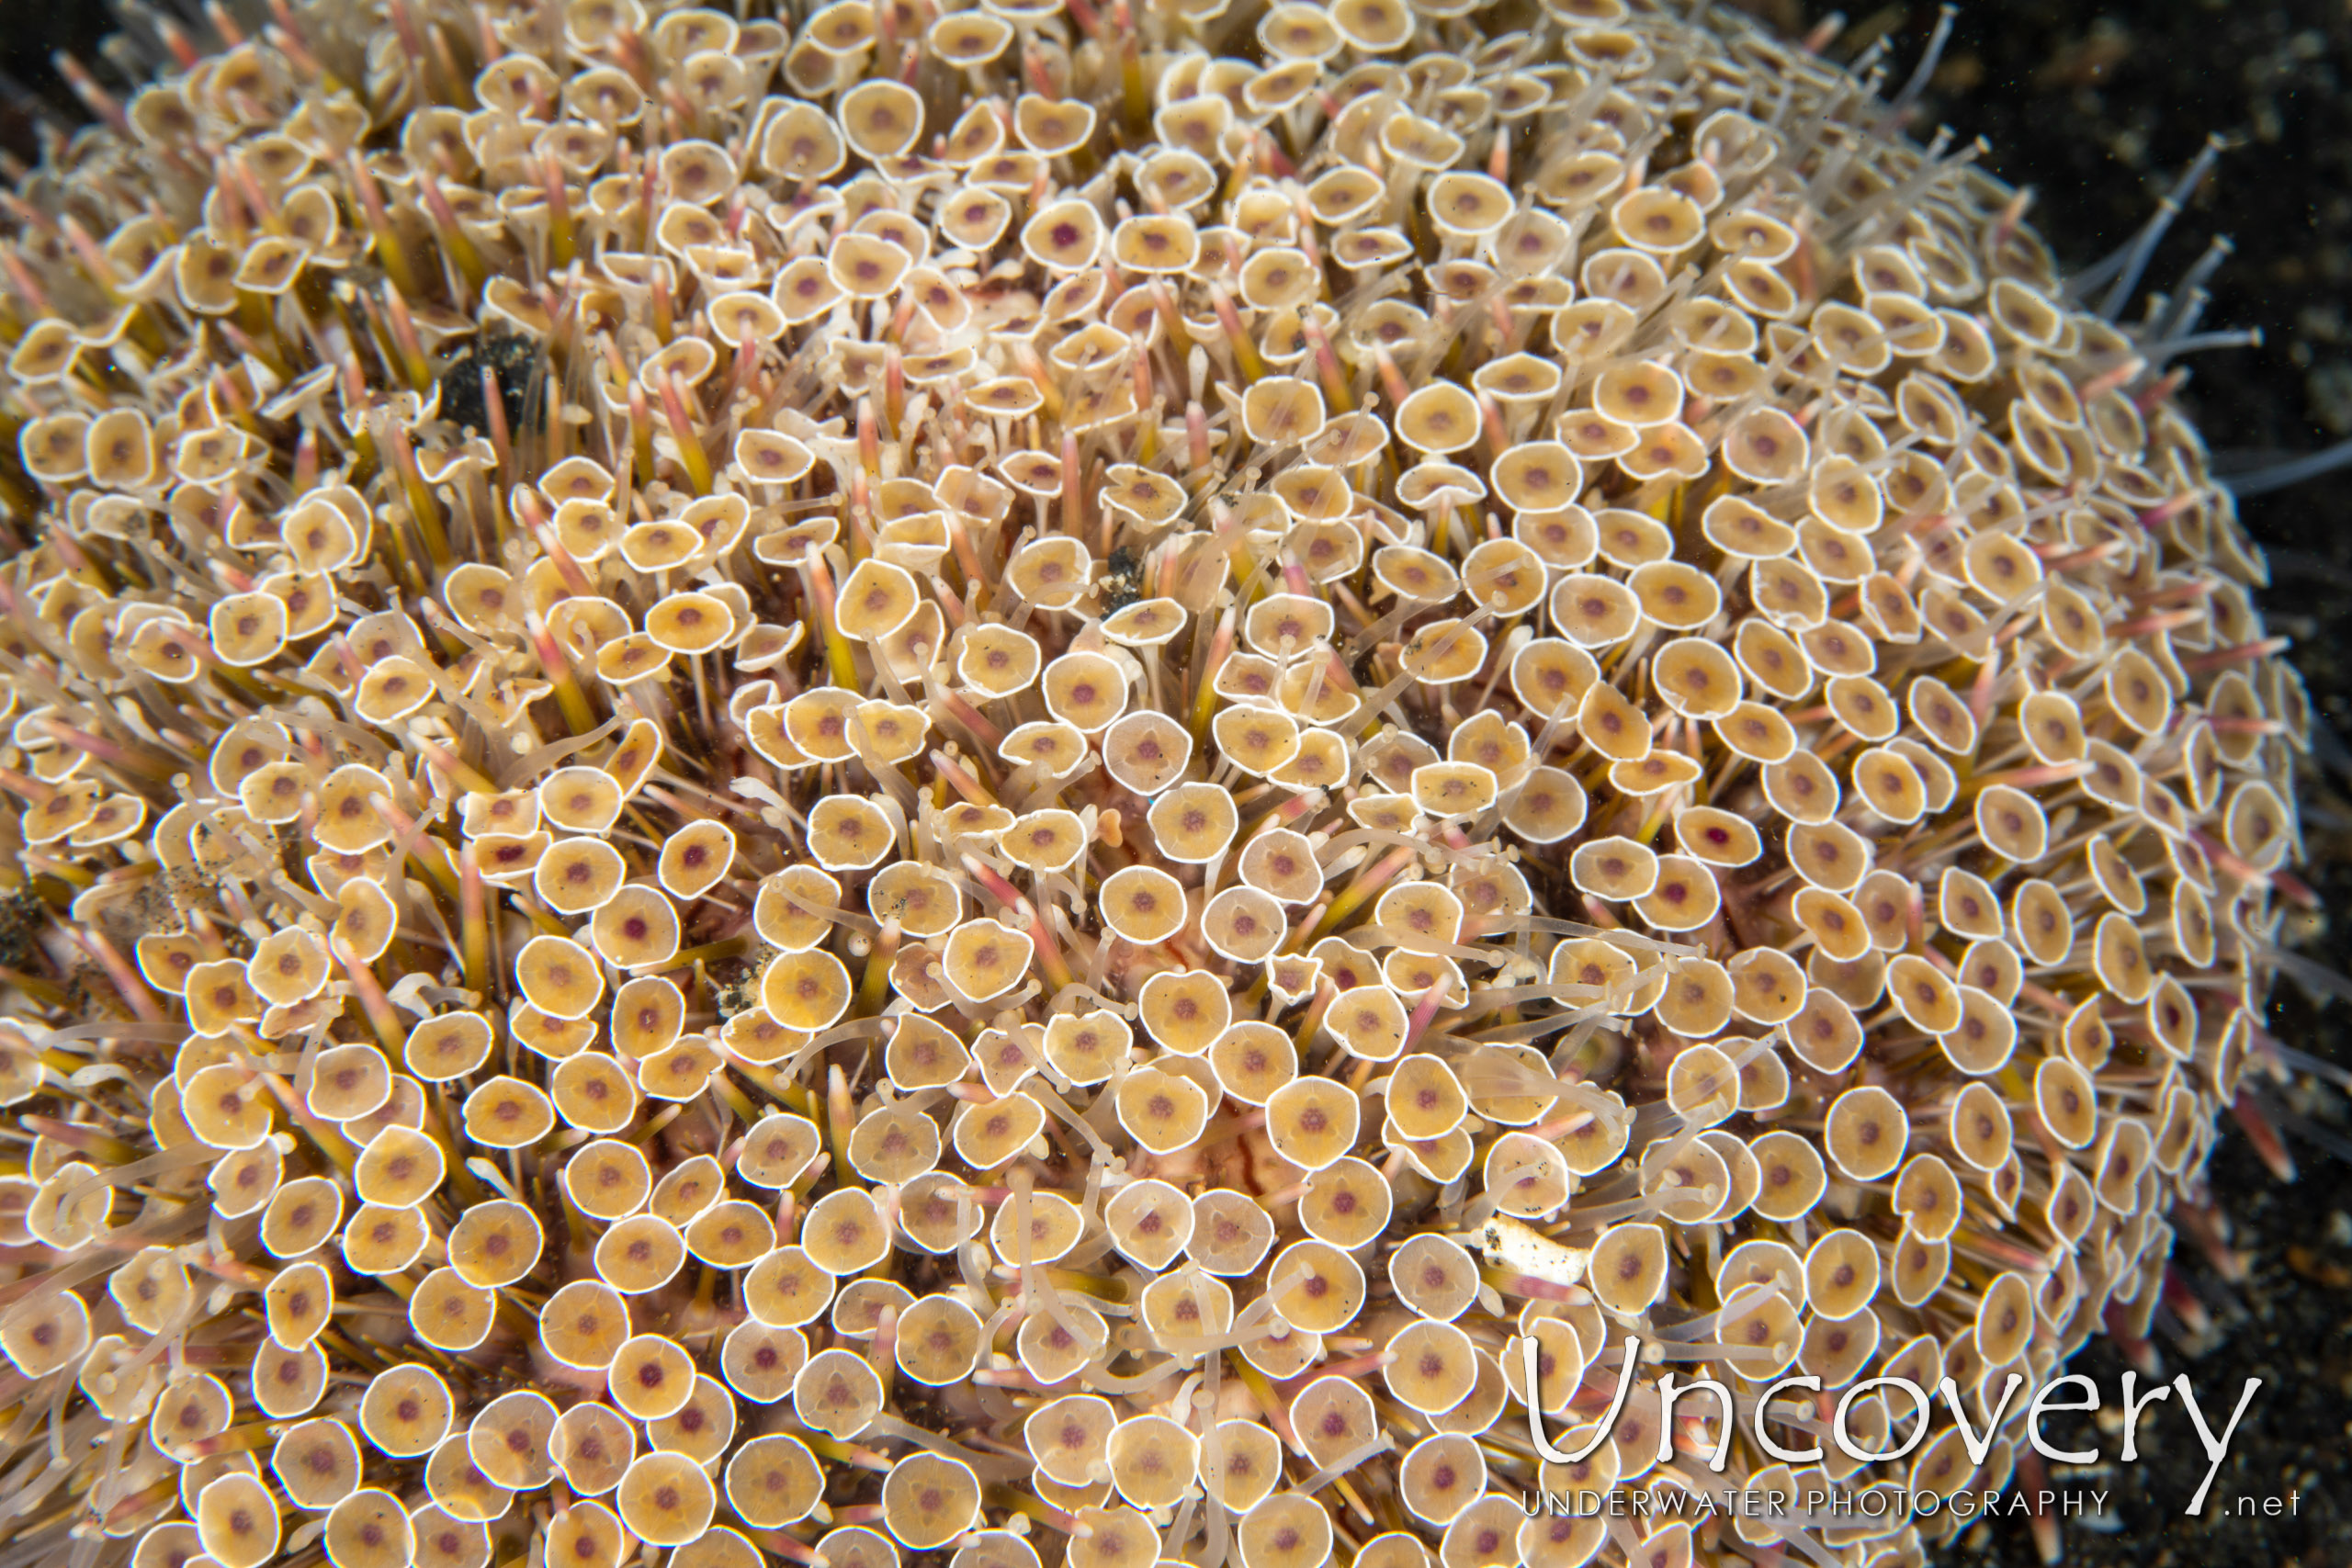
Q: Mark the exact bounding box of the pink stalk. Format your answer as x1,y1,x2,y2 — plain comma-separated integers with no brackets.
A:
2181,637,2291,674
64,927,163,1024
52,55,130,136
2134,367,2188,412
960,854,1075,992
2010,1447,2063,1566
481,365,514,481
928,750,998,807
2227,1092,2295,1181
1399,984,1448,1053
934,693,1004,751
660,369,714,494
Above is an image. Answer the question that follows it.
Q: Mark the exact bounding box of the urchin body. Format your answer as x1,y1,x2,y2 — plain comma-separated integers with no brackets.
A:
0,4,2308,1568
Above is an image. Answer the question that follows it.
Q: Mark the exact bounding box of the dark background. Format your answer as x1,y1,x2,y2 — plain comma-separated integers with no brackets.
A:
5,1,2352,1562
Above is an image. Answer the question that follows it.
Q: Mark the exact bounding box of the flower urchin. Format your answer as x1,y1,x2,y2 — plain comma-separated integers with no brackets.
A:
0,3,2315,1568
